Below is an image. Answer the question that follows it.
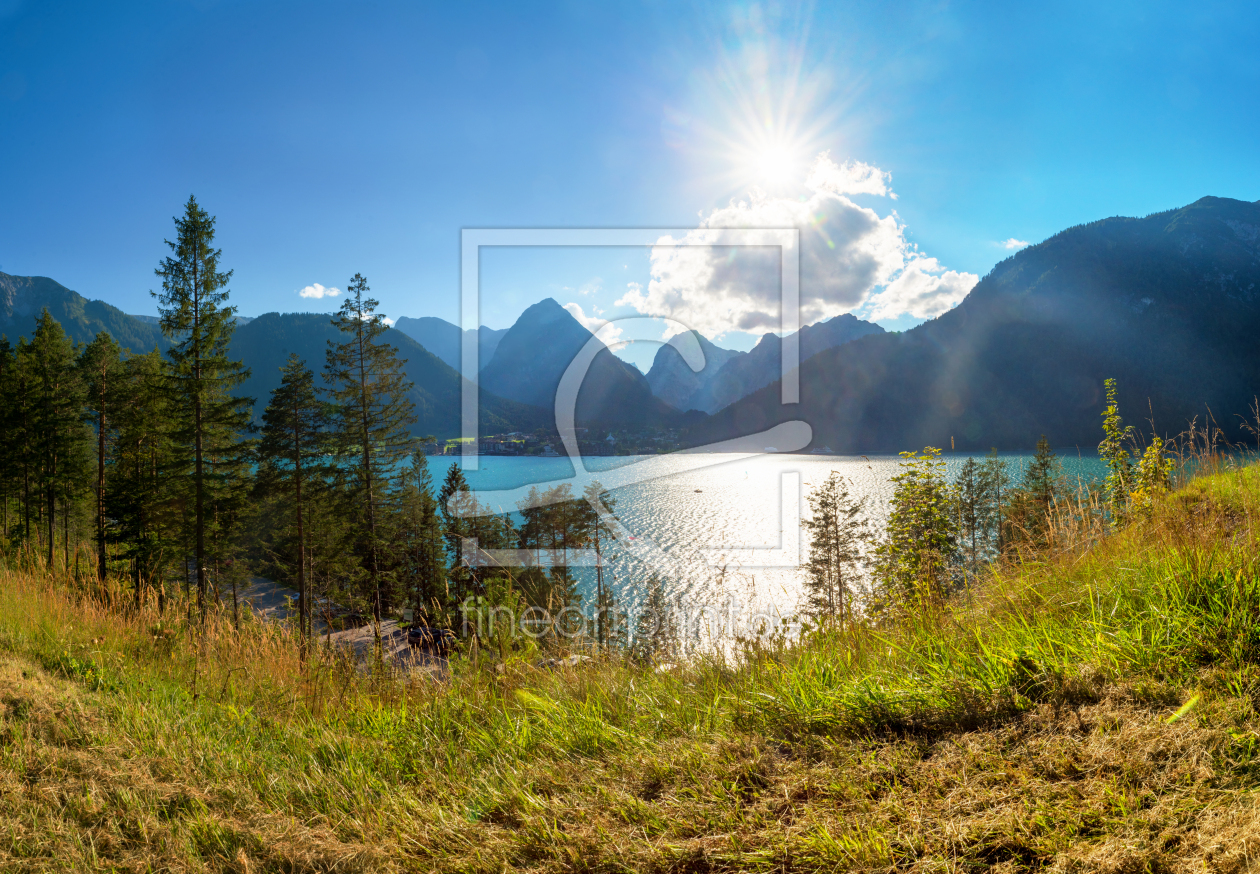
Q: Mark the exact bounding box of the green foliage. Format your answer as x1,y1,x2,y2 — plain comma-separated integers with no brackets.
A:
1098,377,1134,520
801,471,867,623
1132,434,1175,513
871,447,958,612
154,195,253,620
323,273,417,620
78,331,123,583
256,354,330,644
24,310,92,570
105,349,181,607
393,450,448,625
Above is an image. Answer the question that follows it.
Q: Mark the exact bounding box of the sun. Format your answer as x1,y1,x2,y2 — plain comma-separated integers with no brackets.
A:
749,143,800,189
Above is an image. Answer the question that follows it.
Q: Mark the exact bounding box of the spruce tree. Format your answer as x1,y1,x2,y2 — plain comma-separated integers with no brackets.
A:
258,354,328,646
7,338,38,544
953,457,987,575
323,273,417,620
871,447,958,612
79,332,123,582
0,337,16,541
802,471,868,623
395,451,447,624
582,480,617,647
107,349,180,608
154,195,252,620
979,449,1010,555
24,311,90,570
1016,435,1060,543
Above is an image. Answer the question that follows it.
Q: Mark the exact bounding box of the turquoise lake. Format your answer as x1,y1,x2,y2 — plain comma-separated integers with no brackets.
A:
446,450,1109,643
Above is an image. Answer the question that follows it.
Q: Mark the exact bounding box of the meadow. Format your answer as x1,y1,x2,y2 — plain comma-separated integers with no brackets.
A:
3,462,1260,871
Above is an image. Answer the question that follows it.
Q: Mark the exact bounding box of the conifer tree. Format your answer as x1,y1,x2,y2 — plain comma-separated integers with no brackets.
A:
802,471,868,623
439,462,474,598
395,451,447,623
6,338,38,543
582,480,617,647
953,457,988,574
979,449,1010,554
258,354,328,646
79,332,123,582
871,447,958,612
107,349,181,608
154,195,252,620
0,337,16,540
25,311,90,570
323,273,417,620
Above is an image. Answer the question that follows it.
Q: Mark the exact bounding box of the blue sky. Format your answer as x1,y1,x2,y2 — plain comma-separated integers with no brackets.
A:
1,1,1258,369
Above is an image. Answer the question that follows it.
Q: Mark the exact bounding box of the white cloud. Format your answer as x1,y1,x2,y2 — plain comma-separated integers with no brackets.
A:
866,257,978,320
805,152,895,198
564,302,623,346
298,283,341,299
616,152,975,334
1001,238,1030,250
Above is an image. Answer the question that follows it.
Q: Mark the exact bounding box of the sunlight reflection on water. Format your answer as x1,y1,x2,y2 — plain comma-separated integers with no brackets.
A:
456,451,1108,638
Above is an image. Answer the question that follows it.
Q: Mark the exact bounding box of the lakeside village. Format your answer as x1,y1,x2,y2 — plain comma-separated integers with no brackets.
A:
425,426,689,457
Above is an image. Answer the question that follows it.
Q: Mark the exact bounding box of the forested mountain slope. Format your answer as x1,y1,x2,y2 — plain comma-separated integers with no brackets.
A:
392,316,507,371
232,312,549,439
689,196,1260,451
0,272,167,352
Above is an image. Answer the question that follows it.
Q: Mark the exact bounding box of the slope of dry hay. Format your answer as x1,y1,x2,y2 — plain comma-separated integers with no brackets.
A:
3,648,1260,872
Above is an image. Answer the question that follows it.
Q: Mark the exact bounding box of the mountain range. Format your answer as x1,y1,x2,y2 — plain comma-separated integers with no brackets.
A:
689,195,1260,452
645,314,884,414
392,317,507,371
6,194,1258,450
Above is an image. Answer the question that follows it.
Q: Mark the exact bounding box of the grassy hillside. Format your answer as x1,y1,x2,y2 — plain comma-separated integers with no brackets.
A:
4,465,1260,871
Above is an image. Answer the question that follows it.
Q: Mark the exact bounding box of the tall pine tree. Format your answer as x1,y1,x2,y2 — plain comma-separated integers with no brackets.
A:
154,195,252,620
25,311,90,570
107,349,180,607
802,471,868,623
324,273,416,620
79,332,123,582
258,354,328,647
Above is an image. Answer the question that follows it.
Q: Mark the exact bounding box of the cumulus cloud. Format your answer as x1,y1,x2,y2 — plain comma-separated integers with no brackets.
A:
298,283,341,299
615,152,976,335
866,257,977,320
564,302,624,347
1001,238,1030,250
805,153,895,198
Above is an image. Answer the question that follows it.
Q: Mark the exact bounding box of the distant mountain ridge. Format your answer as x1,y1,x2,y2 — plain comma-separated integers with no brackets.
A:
0,272,167,352
232,313,548,440
0,273,549,439
479,298,676,426
646,314,883,413
645,331,742,411
689,196,1260,452
392,316,506,371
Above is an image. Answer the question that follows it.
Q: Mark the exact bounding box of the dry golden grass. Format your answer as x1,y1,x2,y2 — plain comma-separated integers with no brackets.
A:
4,464,1260,870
